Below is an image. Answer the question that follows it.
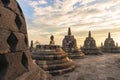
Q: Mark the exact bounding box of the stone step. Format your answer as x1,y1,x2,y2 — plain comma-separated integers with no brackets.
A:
65,52,84,59
84,52,102,55
82,49,102,55
47,65,75,76
31,47,76,76
32,51,66,55
31,53,68,60
68,54,85,59
102,49,120,53
39,61,74,71
36,57,71,65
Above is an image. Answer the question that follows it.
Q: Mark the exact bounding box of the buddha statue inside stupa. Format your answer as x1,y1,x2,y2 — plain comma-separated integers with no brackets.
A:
50,35,55,45
31,35,75,75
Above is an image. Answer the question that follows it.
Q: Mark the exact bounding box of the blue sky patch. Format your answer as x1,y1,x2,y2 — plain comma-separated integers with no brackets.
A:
38,0,56,8
73,2,84,9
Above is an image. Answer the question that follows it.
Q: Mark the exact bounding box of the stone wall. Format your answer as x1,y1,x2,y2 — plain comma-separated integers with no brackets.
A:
0,0,54,80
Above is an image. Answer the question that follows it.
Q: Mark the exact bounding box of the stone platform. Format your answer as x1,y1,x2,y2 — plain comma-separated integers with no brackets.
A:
81,48,102,55
31,45,76,76
63,48,84,59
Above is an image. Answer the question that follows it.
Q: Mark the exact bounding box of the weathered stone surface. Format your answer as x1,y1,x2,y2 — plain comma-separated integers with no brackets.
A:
30,40,33,48
18,15,27,33
30,40,33,52
0,0,54,80
54,54,120,80
7,0,25,18
62,27,84,59
36,58,70,65
81,31,102,55
24,34,29,47
31,38,75,76
0,0,27,33
101,32,120,53
13,32,28,51
0,29,10,54
5,52,28,80
0,7,18,31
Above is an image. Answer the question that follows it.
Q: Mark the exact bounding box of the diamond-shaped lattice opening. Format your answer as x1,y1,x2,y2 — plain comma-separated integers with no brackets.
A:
25,35,28,47
0,54,9,79
22,52,28,69
7,32,18,52
15,14,22,30
1,0,10,6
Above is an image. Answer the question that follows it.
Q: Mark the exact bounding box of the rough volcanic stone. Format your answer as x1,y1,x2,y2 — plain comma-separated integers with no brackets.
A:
8,0,25,18
62,27,84,59
5,52,28,80
0,7,18,31
13,32,28,51
0,29,10,54
0,0,54,80
24,34,29,47
0,0,27,33
31,36,75,76
30,40,33,49
81,31,102,55
101,32,120,53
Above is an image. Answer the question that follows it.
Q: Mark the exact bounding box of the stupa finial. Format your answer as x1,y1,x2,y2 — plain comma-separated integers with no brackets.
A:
88,31,91,37
68,27,71,35
108,32,111,39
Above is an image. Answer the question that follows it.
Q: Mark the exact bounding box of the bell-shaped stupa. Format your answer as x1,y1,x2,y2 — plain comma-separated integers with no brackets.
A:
62,28,84,59
0,0,54,80
101,32,120,53
81,31,102,55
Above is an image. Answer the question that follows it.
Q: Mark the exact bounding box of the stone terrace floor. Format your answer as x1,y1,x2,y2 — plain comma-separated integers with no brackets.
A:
54,53,120,80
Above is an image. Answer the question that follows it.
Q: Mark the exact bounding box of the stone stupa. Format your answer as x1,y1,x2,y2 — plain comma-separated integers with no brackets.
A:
81,31,102,55
30,40,33,52
62,27,84,59
31,35,75,76
0,0,54,80
101,32,120,53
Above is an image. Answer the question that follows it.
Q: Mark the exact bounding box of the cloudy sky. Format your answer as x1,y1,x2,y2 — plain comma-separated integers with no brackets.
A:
17,0,120,47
